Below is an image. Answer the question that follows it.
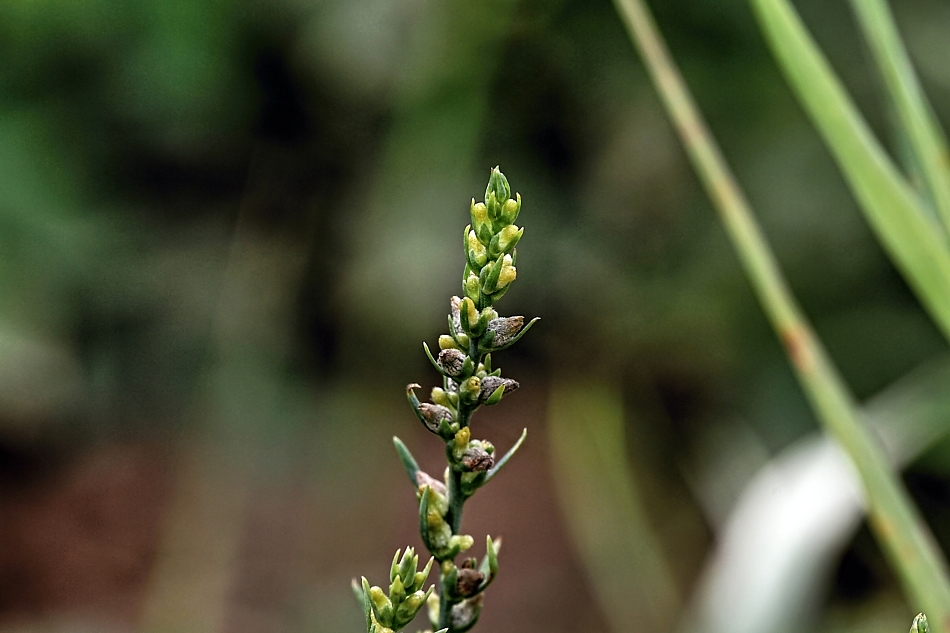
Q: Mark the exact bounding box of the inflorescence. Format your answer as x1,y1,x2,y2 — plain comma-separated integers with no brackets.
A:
354,167,538,633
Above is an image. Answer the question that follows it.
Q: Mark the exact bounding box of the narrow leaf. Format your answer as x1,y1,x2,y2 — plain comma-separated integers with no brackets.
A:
848,0,950,233
749,0,950,342
393,436,421,487
483,428,527,485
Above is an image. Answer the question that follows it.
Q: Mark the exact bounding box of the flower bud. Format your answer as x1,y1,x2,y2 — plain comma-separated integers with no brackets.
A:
464,272,480,303
467,230,488,268
496,225,523,254
461,445,494,472
459,297,479,332
389,575,406,606
438,334,458,350
478,376,519,403
370,586,394,627
470,199,489,235
459,376,482,405
500,193,521,225
496,254,516,290
486,316,523,347
437,348,466,377
455,566,485,598
426,591,439,628
454,426,471,453
431,387,452,407
486,166,510,205
395,589,428,624
418,403,453,432
396,549,417,586
416,471,448,500
449,534,474,552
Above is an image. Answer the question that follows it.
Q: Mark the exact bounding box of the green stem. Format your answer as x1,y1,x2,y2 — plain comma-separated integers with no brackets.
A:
437,403,475,631
438,568,452,630
848,0,950,235
611,0,950,628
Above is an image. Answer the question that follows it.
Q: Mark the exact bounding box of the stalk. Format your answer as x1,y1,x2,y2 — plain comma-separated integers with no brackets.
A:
611,0,950,627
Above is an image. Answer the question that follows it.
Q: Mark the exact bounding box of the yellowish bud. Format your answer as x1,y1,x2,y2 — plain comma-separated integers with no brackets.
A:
496,254,517,289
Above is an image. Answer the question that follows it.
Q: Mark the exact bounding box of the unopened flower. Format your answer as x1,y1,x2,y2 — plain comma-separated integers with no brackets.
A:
478,376,519,403
418,403,453,432
486,316,524,348
438,349,467,377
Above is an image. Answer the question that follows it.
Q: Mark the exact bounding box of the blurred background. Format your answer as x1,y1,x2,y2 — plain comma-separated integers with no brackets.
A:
3,0,950,632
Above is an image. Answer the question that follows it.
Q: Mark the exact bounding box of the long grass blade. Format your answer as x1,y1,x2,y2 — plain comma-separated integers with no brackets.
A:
747,0,950,343
848,0,950,235
549,379,681,633
611,0,950,627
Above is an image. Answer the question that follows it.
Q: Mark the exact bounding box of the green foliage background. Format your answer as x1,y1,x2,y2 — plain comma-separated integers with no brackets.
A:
2,0,950,632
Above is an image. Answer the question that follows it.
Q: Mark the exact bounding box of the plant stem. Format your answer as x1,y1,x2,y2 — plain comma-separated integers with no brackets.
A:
848,0,950,236
611,0,950,628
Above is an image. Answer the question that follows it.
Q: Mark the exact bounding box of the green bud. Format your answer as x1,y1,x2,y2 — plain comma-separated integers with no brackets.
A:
427,589,440,626
467,230,488,268
459,376,481,405
485,191,499,221
431,387,452,408
412,556,435,592
500,193,521,225
454,427,471,454
486,166,511,205
463,273,480,303
496,254,516,290
395,589,427,625
397,549,417,586
470,199,489,235
369,586,394,628
911,614,930,633
438,334,458,350
389,575,406,607
470,307,497,337
390,549,402,583
496,225,523,254
450,534,475,553
425,500,452,547
417,477,449,516
481,255,505,295
459,297,479,332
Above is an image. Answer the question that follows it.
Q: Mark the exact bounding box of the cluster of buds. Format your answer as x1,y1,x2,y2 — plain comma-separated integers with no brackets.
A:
356,167,536,633
910,614,929,633
356,548,439,633
425,537,500,633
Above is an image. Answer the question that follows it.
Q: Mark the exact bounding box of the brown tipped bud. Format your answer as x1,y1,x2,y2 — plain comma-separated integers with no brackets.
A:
455,567,486,597
418,403,453,432
478,376,519,402
415,471,448,497
438,348,467,377
486,316,524,347
461,446,494,472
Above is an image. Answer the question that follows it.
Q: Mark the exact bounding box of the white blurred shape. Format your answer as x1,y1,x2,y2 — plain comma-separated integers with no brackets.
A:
686,436,864,633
